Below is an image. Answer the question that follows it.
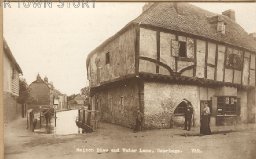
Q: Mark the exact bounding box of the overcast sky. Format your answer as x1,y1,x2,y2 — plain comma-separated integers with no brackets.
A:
3,2,256,95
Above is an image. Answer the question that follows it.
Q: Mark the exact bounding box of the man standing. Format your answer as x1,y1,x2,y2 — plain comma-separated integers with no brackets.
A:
184,100,193,131
134,108,143,132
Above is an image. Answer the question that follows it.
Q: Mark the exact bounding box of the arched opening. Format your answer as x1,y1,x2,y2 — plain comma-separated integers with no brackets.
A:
172,99,193,127
174,101,187,116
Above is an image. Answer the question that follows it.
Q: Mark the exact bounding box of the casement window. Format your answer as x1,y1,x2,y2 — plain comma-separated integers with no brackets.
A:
217,21,226,34
217,96,240,115
171,36,194,59
105,52,110,64
225,48,243,70
120,96,124,107
178,41,187,57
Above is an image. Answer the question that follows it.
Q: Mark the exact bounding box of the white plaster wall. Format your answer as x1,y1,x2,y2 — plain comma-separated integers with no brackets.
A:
3,52,12,93
238,90,247,123
196,40,206,78
144,82,200,128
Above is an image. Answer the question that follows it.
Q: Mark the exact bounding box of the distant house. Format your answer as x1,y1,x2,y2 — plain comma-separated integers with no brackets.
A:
68,94,86,109
3,39,23,122
86,3,256,129
28,74,68,111
74,94,85,105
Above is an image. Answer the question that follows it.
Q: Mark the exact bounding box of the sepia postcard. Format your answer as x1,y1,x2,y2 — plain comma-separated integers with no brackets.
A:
2,1,256,159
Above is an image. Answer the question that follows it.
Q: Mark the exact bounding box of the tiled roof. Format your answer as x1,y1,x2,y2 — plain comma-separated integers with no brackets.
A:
133,2,256,52
86,3,256,67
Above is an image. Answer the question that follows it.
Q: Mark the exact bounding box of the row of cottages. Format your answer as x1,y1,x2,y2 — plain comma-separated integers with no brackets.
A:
3,39,23,122
28,74,68,111
86,3,256,129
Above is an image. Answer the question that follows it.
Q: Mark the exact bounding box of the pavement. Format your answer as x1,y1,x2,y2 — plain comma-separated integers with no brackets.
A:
3,116,256,159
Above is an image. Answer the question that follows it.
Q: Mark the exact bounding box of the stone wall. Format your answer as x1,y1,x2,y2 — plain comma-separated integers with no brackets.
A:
92,80,140,128
143,82,200,129
143,82,254,129
238,89,247,123
247,89,256,123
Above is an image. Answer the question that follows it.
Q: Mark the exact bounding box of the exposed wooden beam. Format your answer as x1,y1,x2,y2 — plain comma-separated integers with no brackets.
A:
135,24,140,76
156,31,160,73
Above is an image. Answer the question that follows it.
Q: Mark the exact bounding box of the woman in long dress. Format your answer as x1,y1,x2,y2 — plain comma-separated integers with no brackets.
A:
200,104,211,135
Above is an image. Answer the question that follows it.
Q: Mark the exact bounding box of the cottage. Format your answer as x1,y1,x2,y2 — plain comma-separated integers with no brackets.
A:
68,94,87,109
28,74,68,111
86,3,256,129
3,39,23,122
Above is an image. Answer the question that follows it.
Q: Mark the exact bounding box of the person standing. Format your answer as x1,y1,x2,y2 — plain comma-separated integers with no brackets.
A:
200,103,211,135
184,101,193,131
134,108,143,132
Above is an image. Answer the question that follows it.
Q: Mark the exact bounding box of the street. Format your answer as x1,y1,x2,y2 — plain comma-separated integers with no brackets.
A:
4,110,256,159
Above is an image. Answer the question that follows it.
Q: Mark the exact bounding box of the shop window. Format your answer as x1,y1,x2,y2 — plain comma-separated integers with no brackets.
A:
174,101,187,115
217,96,240,115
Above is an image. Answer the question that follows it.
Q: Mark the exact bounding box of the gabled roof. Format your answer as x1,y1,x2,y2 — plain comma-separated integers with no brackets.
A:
133,2,256,52
29,74,65,95
3,38,23,74
86,3,256,67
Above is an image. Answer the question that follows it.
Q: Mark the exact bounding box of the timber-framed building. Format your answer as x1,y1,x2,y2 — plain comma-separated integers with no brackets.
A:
86,3,256,129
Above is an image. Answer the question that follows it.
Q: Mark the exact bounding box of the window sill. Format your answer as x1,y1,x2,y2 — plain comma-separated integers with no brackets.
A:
217,114,237,117
176,57,194,62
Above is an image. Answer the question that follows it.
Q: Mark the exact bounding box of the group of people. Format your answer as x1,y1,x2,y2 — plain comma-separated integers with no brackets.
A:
133,99,212,135
183,99,211,135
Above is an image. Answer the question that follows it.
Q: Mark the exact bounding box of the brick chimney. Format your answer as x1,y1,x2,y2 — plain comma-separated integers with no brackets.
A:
222,9,236,21
142,2,154,12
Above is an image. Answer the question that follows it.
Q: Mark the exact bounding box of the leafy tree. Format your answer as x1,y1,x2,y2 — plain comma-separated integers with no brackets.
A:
80,86,90,97
17,78,30,104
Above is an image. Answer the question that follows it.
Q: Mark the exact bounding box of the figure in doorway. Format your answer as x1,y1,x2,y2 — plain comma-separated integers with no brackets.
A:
184,100,193,131
134,108,143,132
200,103,211,135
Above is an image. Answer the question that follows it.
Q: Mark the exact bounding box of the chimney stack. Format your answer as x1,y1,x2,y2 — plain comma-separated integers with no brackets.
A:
222,9,236,21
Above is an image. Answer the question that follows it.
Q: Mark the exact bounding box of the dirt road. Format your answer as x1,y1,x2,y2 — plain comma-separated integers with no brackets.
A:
4,118,256,159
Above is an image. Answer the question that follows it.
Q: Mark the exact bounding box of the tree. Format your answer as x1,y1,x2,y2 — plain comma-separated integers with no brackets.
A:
80,86,89,97
17,78,30,104
81,86,90,105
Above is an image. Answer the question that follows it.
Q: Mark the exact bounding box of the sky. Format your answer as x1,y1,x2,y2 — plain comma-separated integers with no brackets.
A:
3,2,256,95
